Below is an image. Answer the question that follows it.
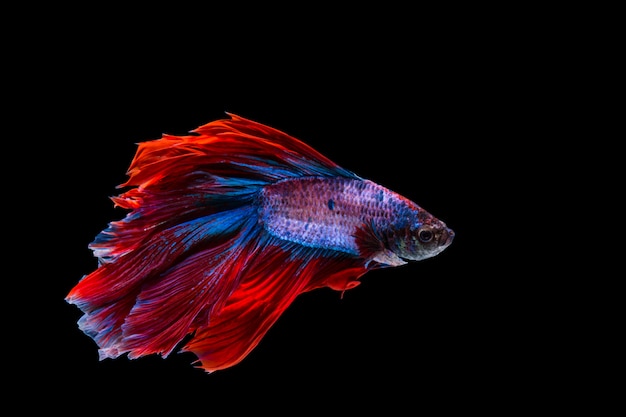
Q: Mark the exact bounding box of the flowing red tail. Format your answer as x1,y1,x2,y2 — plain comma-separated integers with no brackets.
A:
66,113,368,372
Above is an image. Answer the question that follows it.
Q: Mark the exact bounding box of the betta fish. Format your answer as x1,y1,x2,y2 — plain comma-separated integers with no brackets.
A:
66,113,454,373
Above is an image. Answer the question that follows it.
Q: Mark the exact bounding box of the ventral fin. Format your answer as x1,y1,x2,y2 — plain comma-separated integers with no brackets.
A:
371,249,407,267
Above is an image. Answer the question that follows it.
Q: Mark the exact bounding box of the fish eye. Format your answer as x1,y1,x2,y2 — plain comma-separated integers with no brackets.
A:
418,228,433,243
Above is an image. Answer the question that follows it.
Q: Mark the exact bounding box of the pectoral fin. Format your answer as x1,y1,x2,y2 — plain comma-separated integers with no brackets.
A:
354,222,408,268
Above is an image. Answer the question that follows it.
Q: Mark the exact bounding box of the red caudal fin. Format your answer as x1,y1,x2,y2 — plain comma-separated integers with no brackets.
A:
67,206,259,359
66,113,365,370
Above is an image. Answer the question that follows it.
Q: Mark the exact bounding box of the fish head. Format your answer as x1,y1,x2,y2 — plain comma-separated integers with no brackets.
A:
388,209,454,262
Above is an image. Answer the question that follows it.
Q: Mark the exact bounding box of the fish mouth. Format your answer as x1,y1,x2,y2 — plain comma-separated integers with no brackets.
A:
439,227,455,248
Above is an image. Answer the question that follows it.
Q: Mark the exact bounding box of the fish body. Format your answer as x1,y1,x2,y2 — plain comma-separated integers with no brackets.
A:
66,113,454,373
260,177,453,264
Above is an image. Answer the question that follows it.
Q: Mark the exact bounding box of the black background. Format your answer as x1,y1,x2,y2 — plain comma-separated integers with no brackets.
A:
17,7,586,413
